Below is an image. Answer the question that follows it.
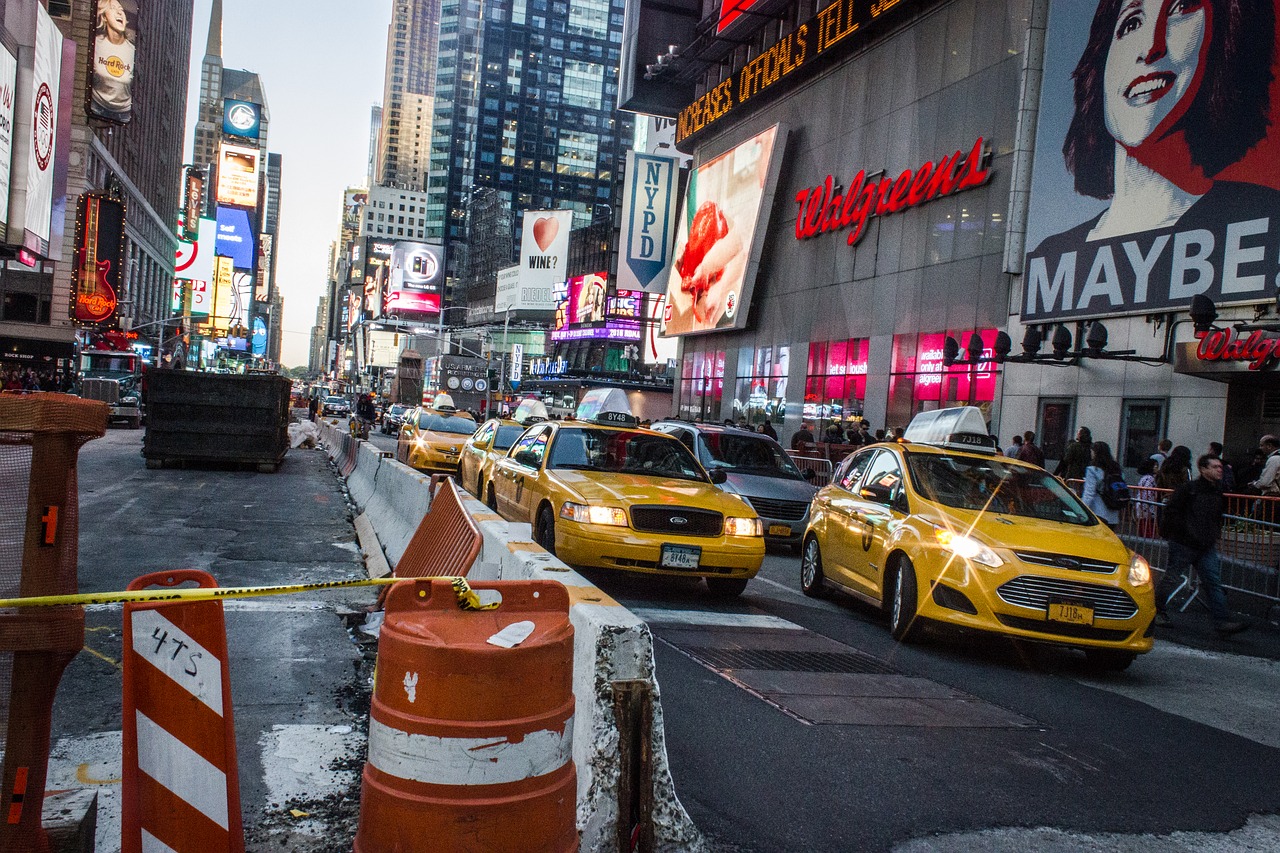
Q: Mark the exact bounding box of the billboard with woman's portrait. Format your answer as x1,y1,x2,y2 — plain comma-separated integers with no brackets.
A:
1023,0,1280,323
87,0,138,124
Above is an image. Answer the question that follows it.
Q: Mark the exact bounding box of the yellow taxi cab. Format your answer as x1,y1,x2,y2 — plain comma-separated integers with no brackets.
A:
459,400,550,505
488,390,766,596
800,407,1155,670
395,394,477,474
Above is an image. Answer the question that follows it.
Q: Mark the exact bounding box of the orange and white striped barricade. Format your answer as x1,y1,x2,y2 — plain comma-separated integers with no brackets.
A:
121,570,244,853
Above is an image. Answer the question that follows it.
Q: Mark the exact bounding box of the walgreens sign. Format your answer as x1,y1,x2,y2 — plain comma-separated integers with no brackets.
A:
793,138,991,248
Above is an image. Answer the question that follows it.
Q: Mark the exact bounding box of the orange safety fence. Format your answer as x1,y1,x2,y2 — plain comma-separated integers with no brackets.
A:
1067,480,1280,605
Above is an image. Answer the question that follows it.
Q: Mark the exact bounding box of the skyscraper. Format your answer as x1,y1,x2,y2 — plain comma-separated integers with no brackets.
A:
376,0,440,190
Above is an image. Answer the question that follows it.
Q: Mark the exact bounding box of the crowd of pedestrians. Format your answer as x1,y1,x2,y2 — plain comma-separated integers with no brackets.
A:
2,366,72,392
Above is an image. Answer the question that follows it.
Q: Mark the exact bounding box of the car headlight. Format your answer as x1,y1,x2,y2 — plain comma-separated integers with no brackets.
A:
725,516,763,537
933,526,1003,568
560,503,628,526
120,395,139,405
1128,552,1151,586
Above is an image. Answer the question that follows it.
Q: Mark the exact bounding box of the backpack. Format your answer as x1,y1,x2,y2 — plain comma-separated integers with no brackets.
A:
1100,471,1131,510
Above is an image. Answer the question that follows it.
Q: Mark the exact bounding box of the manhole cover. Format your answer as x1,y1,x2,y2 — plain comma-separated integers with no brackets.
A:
682,646,897,675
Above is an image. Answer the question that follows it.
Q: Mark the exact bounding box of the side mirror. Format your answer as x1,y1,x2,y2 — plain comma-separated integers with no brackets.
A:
709,469,728,485
860,482,893,504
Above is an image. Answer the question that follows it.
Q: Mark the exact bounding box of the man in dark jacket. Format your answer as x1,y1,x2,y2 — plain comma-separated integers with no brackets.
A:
1016,430,1045,467
1053,427,1092,480
1156,455,1248,635
791,422,815,451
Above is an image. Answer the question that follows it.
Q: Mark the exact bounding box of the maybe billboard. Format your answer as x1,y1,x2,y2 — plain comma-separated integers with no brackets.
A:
661,124,787,336
87,0,138,123
385,241,444,318
215,205,255,269
0,44,16,230
222,99,261,140
518,209,572,300
618,151,680,293
1023,0,1280,323
216,142,260,208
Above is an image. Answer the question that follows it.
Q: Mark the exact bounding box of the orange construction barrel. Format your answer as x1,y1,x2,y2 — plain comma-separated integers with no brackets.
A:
354,579,577,853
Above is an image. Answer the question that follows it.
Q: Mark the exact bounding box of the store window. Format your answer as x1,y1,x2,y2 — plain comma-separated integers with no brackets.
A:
887,330,999,430
1037,398,1075,464
678,348,724,422
803,339,868,434
734,345,789,428
1119,399,1167,471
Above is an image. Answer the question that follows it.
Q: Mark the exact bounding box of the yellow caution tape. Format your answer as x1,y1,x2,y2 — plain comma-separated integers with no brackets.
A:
0,576,499,611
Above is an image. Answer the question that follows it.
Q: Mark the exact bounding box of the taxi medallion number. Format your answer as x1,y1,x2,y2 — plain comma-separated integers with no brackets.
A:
660,544,701,570
1047,600,1094,626
767,524,791,537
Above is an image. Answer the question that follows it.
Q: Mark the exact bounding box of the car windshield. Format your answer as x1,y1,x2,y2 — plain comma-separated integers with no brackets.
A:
547,428,707,482
699,432,803,479
388,405,408,416
906,453,1096,526
494,425,525,450
420,414,477,435
325,397,345,405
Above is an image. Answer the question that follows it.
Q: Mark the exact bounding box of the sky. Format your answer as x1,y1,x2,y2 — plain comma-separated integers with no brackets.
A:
183,0,391,367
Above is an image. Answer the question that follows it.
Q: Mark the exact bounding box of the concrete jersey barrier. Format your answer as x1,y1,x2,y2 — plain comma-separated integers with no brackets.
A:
317,428,706,852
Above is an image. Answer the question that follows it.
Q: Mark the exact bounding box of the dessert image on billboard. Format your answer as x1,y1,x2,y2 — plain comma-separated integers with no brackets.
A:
662,125,786,337
1023,0,1280,323
88,0,137,123
384,241,444,317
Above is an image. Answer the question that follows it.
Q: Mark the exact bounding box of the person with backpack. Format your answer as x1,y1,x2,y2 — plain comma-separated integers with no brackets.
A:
1081,441,1127,528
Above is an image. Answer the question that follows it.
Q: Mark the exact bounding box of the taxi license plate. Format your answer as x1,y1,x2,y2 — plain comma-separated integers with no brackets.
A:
1047,600,1094,626
660,544,701,570
767,524,792,537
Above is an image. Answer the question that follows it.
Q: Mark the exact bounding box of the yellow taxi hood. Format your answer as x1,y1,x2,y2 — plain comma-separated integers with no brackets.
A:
921,505,1131,563
422,432,471,448
552,470,754,513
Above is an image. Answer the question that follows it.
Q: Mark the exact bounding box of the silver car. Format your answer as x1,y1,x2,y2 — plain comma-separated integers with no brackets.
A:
651,421,817,553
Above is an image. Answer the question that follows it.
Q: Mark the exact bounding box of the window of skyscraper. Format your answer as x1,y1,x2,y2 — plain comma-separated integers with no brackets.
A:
557,131,599,178
562,62,604,109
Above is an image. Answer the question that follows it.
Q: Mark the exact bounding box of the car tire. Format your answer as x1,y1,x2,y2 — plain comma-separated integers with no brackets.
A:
535,505,556,556
800,536,826,597
1082,649,1137,672
888,556,922,643
706,577,748,597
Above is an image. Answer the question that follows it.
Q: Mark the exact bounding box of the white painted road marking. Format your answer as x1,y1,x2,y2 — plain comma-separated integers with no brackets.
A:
135,711,230,830
631,607,803,630
367,717,575,786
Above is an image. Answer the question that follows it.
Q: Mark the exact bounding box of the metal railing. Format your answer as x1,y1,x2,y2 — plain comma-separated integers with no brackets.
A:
786,451,834,487
1069,480,1280,606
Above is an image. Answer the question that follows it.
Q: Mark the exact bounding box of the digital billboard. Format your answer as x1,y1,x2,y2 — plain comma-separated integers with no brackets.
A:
216,143,260,208
660,124,787,337
174,216,216,282
1023,0,1280,323
215,206,255,270
87,0,137,123
385,241,444,318
222,99,261,140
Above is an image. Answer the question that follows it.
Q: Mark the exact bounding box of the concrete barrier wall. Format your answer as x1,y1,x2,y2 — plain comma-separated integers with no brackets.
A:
316,429,705,852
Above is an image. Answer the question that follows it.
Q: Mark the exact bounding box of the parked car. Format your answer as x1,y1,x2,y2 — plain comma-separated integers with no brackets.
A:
381,403,411,435
651,420,817,553
322,396,350,417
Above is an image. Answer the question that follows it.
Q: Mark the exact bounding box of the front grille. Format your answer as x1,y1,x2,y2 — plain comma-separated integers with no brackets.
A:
996,575,1139,620
630,506,723,537
995,614,1135,641
745,496,808,521
681,647,897,674
1013,551,1116,574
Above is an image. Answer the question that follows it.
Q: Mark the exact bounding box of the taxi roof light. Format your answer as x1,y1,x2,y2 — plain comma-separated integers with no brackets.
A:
433,393,457,413
577,387,639,427
902,406,997,455
513,398,549,425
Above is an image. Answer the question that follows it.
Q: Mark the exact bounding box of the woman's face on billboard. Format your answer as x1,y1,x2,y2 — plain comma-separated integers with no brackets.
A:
1103,0,1210,148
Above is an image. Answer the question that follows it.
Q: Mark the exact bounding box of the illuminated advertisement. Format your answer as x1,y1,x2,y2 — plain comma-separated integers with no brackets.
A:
551,273,643,342
210,257,234,331
661,124,787,337
222,98,261,140
72,193,125,326
618,151,680,293
182,167,205,241
216,143,260,208
385,241,444,317
0,45,16,230
256,233,272,303
1024,0,1280,323
231,271,253,331
550,324,642,343
21,3,63,247
892,330,998,403
87,0,137,123
215,206,255,270
175,217,217,283
189,279,210,317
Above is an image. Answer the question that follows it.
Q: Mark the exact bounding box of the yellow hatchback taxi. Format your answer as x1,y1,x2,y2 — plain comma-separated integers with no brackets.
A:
396,394,477,474
489,397,766,596
800,407,1155,671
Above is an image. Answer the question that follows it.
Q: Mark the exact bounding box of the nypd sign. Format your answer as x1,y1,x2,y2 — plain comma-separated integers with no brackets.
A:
618,151,680,294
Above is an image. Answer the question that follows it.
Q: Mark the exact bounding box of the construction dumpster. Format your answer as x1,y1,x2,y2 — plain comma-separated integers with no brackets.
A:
143,371,291,471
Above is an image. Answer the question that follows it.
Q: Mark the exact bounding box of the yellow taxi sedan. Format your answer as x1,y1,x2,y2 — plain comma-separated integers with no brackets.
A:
800,407,1155,671
489,411,766,596
396,402,477,475
459,417,530,506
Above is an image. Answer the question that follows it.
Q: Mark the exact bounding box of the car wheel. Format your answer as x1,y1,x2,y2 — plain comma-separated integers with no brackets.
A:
1082,649,1137,672
534,505,556,556
706,577,748,597
800,536,825,597
888,556,922,643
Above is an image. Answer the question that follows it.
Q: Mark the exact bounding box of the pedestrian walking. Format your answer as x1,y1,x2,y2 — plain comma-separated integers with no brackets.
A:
1134,458,1159,538
791,422,815,451
1004,434,1024,458
1016,431,1045,467
1155,445,1192,491
850,419,874,447
308,393,320,422
1207,442,1236,492
1054,427,1093,481
1150,439,1173,468
1248,434,1280,495
757,420,777,440
1156,454,1248,636
1080,441,1123,528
